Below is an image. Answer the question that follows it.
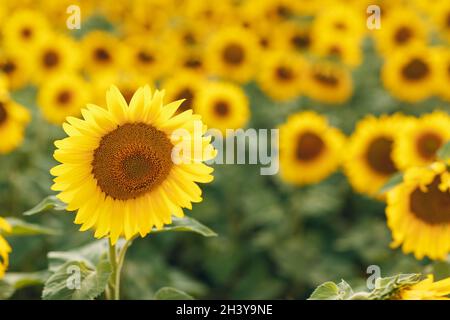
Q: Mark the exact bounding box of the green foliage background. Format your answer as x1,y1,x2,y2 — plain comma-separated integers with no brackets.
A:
1,18,450,300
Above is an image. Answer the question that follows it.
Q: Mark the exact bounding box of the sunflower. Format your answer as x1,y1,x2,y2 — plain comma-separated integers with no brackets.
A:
273,21,314,53
51,85,216,244
395,275,450,300
393,111,450,170
175,47,207,75
195,81,249,135
311,33,362,68
382,45,437,103
374,8,428,55
258,50,307,102
430,2,450,43
0,217,12,279
0,92,30,154
121,0,169,37
279,111,346,185
344,114,405,197
205,26,259,83
249,0,299,24
163,71,205,114
0,52,30,90
81,31,125,77
434,48,450,102
31,34,80,83
37,74,91,124
304,60,353,104
125,36,173,80
386,162,450,260
2,9,50,54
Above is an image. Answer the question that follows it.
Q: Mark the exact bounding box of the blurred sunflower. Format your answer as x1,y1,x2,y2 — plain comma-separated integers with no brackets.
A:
176,47,207,75
344,114,404,197
32,34,80,83
273,21,314,53
51,85,216,244
279,111,346,185
434,48,450,102
258,50,307,102
122,0,169,37
164,71,205,114
382,45,437,103
311,33,362,68
305,60,353,104
205,26,259,83
0,52,30,90
37,74,91,124
386,162,450,260
0,93,30,154
374,8,428,54
393,112,450,170
183,0,233,28
2,9,50,54
251,0,299,24
0,217,12,279
81,31,125,76
430,2,450,42
395,275,450,300
195,81,249,135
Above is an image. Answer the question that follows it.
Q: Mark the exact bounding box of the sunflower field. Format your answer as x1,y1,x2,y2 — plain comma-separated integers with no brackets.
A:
1,0,450,301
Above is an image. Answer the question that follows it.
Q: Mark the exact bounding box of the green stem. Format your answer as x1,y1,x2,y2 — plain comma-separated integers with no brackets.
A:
107,237,136,300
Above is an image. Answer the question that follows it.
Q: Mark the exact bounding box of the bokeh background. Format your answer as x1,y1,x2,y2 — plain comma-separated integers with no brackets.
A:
0,0,450,299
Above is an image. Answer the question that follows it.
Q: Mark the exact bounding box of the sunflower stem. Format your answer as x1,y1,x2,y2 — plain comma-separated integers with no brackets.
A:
107,237,135,300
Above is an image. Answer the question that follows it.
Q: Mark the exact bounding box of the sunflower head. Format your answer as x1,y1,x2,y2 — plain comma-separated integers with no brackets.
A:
51,85,216,244
0,93,30,154
395,275,450,300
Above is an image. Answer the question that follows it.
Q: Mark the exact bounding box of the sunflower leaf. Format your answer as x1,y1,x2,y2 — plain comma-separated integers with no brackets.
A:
308,281,341,300
23,195,67,216
153,217,217,237
0,271,48,300
378,172,403,195
437,141,450,161
42,253,112,300
3,217,60,236
154,287,194,300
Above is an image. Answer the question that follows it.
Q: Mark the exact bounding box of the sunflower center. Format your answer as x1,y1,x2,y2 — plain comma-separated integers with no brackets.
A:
183,32,196,45
295,132,324,161
43,50,59,68
92,123,173,200
222,43,245,65
213,100,230,117
410,177,450,225
185,58,202,69
416,132,442,160
0,102,7,125
138,51,154,64
446,12,450,28
175,88,194,112
276,5,291,18
402,58,429,81
56,90,72,105
394,26,412,44
21,27,32,39
2,61,16,74
94,48,111,62
313,72,339,87
366,136,397,175
291,34,310,50
276,66,293,81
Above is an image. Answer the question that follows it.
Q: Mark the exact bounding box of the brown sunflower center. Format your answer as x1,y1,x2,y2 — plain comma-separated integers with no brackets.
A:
214,100,230,117
313,72,339,87
92,123,173,200
56,90,72,105
334,22,347,31
0,102,7,125
184,58,202,69
402,58,429,81
2,61,16,74
43,50,59,68
21,27,32,39
394,26,412,44
276,66,293,81
446,12,450,28
295,132,324,161
416,132,442,160
276,5,291,18
410,177,450,225
291,34,310,50
138,51,154,64
94,47,111,62
175,88,194,112
366,136,397,175
183,32,196,45
222,43,245,65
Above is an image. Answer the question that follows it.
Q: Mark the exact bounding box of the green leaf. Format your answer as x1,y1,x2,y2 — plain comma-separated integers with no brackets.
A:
369,273,422,300
378,172,403,195
153,217,217,237
437,141,450,161
0,271,49,299
308,282,341,300
23,195,67,216
42,253,112,300
3,217,60,236
155,287,194,300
